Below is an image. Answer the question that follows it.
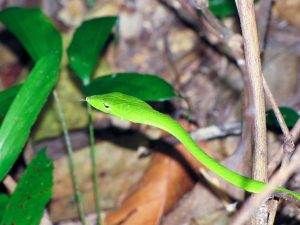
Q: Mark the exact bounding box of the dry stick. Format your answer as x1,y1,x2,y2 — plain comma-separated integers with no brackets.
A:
263,77,295,164
235,1,268,224
257,1,277,222
190,121,242,141
256,1,282,223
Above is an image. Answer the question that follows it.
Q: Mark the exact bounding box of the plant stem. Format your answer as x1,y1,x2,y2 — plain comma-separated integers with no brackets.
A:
87,103,102,225
53,90,86,225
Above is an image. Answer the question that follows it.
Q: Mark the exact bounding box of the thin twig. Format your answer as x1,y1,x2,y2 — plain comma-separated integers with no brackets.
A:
53,90,86,225
190,121,241,140
263,78,293,149
263,77,295,170
87,103,102,225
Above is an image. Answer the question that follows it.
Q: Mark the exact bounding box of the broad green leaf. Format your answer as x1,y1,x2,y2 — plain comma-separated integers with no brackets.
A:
83,73,178,101
0,194,9,219
1,149,53,225
0,84,21,119
209,0,237,17
266,107,299,129
0,7,62,62
0,55,59,181
68,17,117,85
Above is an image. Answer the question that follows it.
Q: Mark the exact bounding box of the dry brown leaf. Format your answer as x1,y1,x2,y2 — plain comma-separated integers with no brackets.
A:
105,151,195,225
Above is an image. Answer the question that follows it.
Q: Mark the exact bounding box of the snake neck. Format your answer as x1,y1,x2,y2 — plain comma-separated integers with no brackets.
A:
146,112,266,193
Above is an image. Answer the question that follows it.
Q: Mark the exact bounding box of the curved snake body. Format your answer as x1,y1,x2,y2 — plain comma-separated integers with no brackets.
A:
86,92,300,201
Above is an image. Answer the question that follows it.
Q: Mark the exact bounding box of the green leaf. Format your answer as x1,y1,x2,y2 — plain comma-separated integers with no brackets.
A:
0,7,62,62
0,84,21,119
0,194,9,220
0,55,59,181
67,17,117,85
266,107,300,129
83,73,178,101
209,0,237,17
1,149,53,225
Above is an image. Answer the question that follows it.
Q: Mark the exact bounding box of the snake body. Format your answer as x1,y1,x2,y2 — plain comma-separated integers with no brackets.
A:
86,92,300,201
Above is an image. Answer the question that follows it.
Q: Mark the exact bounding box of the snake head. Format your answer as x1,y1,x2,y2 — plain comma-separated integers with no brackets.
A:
86,92,153,123
86,95,113,113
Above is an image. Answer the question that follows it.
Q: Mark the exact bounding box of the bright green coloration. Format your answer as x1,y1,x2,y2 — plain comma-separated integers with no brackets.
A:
266,107,300,129
68,16,118,225
208,0,257,18
0,84,21,119
0,194,9,220
0,7,62,62
87,92,300,201
1,149,53,225
68,17,117,85
0,7,62,181
209,0,237,17
0,55,60,181
83,73,178,101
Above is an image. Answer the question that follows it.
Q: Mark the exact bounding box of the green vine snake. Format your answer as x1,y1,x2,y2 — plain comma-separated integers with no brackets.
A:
86,92,300,201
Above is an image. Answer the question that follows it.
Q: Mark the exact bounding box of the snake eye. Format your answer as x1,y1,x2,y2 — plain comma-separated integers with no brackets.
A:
103,103,110,109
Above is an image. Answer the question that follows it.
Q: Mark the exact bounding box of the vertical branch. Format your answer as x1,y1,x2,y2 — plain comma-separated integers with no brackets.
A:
87,103,103,225
53,90,86,225
235,0,268,224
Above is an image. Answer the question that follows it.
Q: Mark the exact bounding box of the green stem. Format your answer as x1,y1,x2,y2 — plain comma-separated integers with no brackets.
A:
53,90,86,225
87,103,102,225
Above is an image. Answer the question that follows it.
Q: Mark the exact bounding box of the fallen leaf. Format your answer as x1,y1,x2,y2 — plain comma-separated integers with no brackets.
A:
50,141,150,222
105,151,195,225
